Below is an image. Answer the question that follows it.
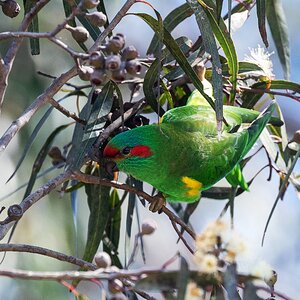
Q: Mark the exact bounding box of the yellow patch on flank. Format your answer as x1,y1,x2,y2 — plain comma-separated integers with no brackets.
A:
181,176,202,197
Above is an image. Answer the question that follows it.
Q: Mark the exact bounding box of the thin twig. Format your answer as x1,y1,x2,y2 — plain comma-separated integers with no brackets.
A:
71,171,197,241
0,171,72,240
48,98,86,124
0,244,96,270
170,220,194,254
0,0,52,111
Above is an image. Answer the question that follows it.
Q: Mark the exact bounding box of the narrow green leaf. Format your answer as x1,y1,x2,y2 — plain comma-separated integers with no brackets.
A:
187,0,223,127
105,189,121,257
143,58,165,117
224,264,240,300
260,128,287,172
125,177,137,266
82,167,111,263
23,124,70,198
223,0,253,20
216,0,224,23
255,79,300,93
133,12,215,111
262,148,300,245
241,82,267,108
7,92,84,183
243,281,262,300
177,257,189,300
257,0,269,47
266,0,290,79
147,3,193,55
67,82,114,170
23,0,40,55
200,0,239,104
221,62,264,76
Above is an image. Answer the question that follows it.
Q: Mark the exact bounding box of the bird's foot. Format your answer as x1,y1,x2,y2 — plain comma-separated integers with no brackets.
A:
149,192,166,213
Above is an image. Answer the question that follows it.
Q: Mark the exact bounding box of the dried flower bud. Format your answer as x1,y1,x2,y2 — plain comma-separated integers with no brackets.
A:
105,55,121,71
264,270,277,287
86,11,107,27
106,35,125,53
78,65,93,81
109,293,127,300
125,60,141,75
122,46,139,61
82,0,99,9
89,51,105,68
90,68,106,85
111,69,125,81
291,130,300,144
141,219,157,235
94,251,111,268
108,279,123,294
48,147,65,165
1,0,20,18
67,26,89,43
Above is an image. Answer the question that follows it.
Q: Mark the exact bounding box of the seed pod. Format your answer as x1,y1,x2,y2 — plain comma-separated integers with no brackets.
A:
111,69,125,82
108,279,123,294
291,130,300,144
105,55,121,71
109,293,127,300
90,68,107,85
141,219,157,235
106,35,125,53
122,46,139,61
82,0,99,9
125,60,141,75
78,66,93,81
86,11,107,27
89,51,105,68
94,251,111,268
1,0,20,18
67,26,89,43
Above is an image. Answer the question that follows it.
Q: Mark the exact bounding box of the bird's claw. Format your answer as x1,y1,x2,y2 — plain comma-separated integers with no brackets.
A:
149,193,166,213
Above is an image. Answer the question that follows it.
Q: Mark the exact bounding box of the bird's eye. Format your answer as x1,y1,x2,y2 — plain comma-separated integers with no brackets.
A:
121,146,131,155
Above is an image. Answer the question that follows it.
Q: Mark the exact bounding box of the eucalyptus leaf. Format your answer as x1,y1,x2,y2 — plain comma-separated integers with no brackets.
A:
266,0,290,79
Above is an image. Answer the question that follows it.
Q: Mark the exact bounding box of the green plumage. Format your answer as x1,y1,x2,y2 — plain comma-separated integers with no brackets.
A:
104,101,282,203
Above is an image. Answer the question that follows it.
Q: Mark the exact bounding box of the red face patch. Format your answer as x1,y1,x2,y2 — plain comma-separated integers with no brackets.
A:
103,145,120,158
131,145,152,158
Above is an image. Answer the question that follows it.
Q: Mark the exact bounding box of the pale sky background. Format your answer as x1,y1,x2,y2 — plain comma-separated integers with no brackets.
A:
0,0,299,299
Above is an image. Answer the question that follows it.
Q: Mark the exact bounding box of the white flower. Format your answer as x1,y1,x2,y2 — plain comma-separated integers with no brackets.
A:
196,254,218,274
184,282,204,300
244,45,275,79
225,232,247,262
251,261,273,282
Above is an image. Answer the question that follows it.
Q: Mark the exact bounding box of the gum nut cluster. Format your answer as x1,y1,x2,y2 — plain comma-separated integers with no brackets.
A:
1,0,20,18
78,34,142,85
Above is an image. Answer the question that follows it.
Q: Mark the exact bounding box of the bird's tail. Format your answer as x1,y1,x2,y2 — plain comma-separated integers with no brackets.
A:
241,101,276,158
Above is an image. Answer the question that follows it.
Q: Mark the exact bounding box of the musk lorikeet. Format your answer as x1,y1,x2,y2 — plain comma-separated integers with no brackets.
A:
103,100,282,205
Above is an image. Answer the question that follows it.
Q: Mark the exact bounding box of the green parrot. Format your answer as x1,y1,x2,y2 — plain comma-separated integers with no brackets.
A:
103,98,282,205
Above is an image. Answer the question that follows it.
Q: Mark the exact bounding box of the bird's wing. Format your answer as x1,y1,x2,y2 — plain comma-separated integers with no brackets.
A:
161,105,243,134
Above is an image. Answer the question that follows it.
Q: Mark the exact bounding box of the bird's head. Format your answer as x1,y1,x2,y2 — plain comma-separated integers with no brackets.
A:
103,126,158,178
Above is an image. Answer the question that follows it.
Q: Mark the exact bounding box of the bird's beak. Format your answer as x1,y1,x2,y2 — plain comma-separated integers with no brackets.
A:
104,160,119,177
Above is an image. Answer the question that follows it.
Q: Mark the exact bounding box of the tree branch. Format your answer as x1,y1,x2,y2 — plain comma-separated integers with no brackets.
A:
0,67,77,155
71,171,196,241
0,244,96,270
0,171,72,240
0,0,52,111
